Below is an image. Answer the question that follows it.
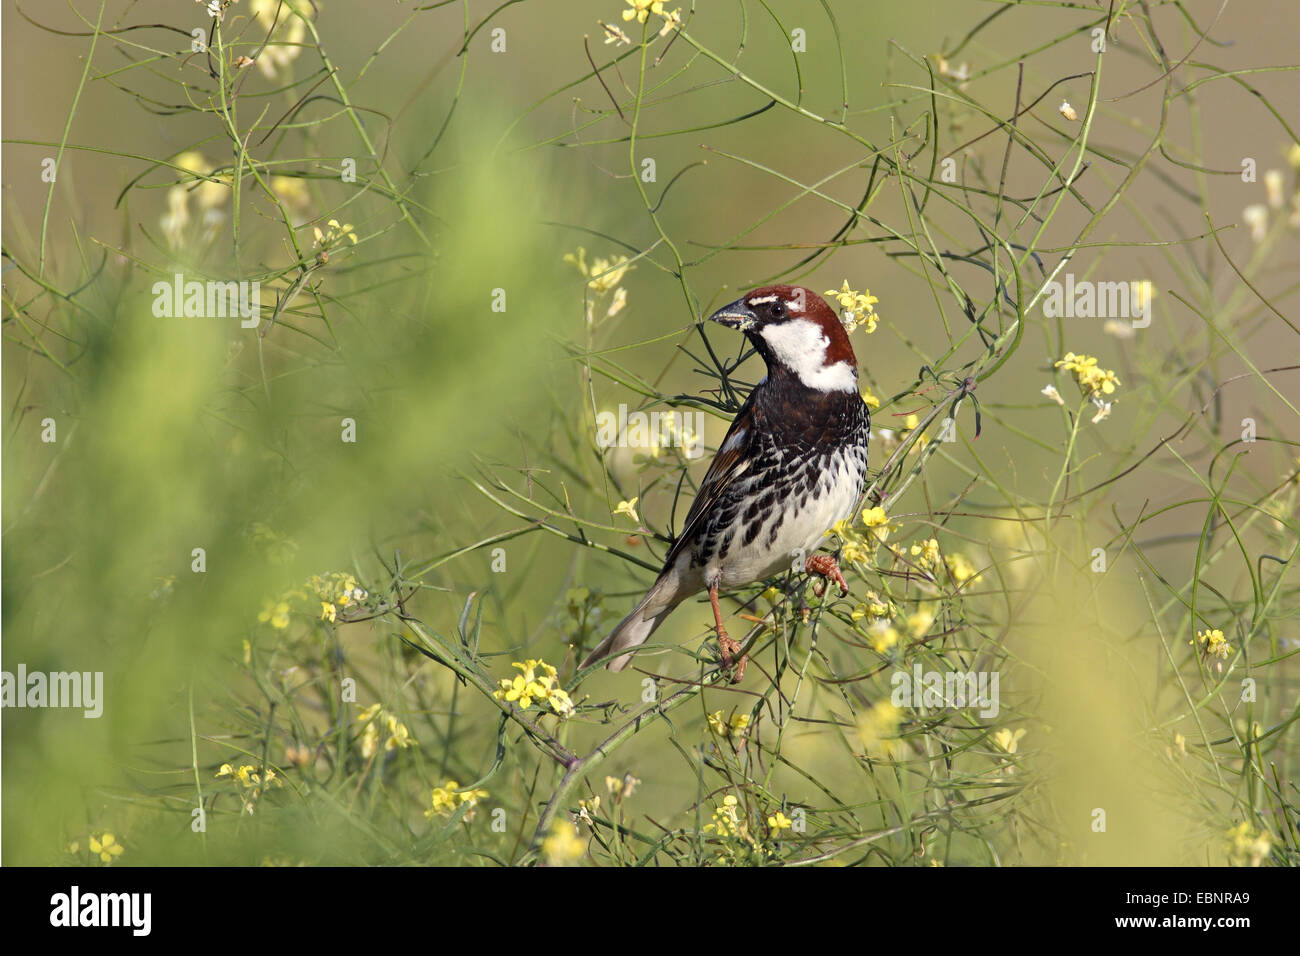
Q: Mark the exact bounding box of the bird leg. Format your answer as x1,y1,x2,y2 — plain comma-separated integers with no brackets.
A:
709,583,746,683
805,553,849,597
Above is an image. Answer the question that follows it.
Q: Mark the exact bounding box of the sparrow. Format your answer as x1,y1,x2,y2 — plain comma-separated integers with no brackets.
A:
580,284,871,680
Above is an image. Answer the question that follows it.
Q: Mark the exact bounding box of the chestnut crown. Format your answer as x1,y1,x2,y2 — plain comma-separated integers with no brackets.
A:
708,285,858,392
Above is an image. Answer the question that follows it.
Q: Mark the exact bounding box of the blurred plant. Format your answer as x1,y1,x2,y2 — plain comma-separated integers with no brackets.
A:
4,0,1298,871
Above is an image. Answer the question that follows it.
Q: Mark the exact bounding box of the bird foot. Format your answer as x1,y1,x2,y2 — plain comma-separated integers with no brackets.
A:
716,626,747,684
805,553,849,597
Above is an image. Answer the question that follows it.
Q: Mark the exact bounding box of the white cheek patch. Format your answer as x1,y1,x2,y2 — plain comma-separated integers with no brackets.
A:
760,318,858,392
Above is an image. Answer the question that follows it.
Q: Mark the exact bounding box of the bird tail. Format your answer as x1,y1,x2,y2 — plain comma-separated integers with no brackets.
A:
580,573,684,672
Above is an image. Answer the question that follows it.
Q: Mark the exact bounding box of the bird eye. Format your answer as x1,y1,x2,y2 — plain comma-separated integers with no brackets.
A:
770,301,786,317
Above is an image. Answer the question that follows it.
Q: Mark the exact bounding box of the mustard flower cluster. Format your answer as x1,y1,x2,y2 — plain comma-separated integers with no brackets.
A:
825,280,882,334
426,780,489,822
493,659,576,717
356,703,415,759
564,247,632,324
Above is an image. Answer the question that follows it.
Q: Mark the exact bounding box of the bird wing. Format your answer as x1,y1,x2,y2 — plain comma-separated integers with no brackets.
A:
662,392,760,570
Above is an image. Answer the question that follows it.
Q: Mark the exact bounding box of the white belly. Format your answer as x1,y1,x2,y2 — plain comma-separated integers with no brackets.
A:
712,448,864,587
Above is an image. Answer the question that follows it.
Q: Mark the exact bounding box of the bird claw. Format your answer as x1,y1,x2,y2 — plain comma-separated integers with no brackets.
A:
716,627,747,683
805,554,849,597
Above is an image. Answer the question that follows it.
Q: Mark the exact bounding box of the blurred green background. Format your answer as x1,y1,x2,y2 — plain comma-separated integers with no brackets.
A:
4,0,1298,866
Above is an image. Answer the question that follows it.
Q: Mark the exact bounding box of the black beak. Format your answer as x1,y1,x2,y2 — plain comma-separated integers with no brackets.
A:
708,297,757,332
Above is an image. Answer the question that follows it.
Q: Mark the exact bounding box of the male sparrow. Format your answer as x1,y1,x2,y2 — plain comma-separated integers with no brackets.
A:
581,285,871,679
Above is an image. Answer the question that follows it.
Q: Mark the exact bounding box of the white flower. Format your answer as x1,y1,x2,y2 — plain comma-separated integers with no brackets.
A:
600,22,632,46
1243,204,1269,242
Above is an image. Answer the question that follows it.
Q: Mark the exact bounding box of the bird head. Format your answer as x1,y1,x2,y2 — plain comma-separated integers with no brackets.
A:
708,285,859,393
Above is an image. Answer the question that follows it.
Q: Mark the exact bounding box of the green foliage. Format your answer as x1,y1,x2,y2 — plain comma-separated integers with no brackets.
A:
3,0,1297,867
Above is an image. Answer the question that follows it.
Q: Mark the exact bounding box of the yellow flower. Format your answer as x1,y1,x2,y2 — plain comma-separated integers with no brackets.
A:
547,685,576,718
313,219,357,249
993,727,1026,754
851,592,891,621
861,506,888,527
866,621,899,654
171,151,228,210
860,386,881,409
824,281,881,334
910,537,940,569
495,674,537,709
1225,821,1272,867
767,811,793,832
703,794,743,838
907,606,935,638
564,246,633,293
493,659,574,717
426,780,489,820
542,820,586,865
944,552,982,587
707,710,749,738
1193,628,1232,660
271,175,310,209
248,0,308,78
1132,280,1157,312
622,0,665,25
840,537,870,564
356,703,414,757
575,795,602,827
308,572,368,619
258,599,292,629
217,762,278,789
1055,352,1121,398
88,833,124,864
612,497,640,524
856,701,903,759
860,505,895,545
826,518,871,564
384,713,413,751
